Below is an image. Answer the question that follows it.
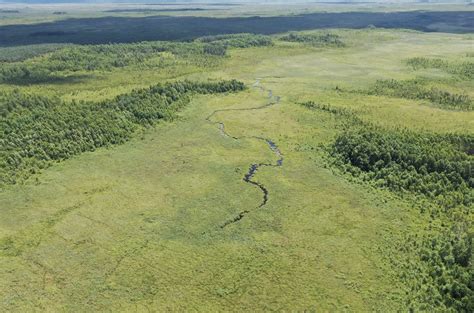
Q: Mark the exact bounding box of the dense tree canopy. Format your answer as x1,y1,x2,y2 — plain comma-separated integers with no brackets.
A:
279,32,345,47
196,33,273,49
332,128,473,208
302,100,473,312
0,43,67,62
0,80,245,186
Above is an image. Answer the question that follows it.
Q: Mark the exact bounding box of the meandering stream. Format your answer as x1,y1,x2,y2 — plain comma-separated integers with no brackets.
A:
206,79,283,228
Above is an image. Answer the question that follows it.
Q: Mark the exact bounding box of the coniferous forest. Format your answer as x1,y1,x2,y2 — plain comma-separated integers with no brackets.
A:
1,80,245,185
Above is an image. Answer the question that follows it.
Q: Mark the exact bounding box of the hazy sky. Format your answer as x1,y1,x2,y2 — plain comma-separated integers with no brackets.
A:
0,0,471,4
0,0,466,3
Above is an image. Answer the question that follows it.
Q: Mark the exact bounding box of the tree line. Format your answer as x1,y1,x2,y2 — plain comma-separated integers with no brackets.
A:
279,32,345,47
301,100,473,312
367,79,472,111
331,127,473,312
199,33,273,56
0,80,245,186
0,42,201,84
0,34,273,84
332,127,473,208
0,43,67,62
197,33,273,48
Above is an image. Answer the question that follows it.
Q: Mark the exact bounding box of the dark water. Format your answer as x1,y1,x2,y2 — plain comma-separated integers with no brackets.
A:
1,11,472,46
207,80,284,228
241,137,284,207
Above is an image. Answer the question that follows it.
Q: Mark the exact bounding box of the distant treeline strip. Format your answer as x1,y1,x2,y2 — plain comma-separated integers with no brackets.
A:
104,8,208,13
0,34,273,84
279,32,345,47
367,79,473,111
0,80,245,186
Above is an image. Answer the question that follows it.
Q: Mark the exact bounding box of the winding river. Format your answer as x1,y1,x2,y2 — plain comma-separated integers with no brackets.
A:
206,79,283,228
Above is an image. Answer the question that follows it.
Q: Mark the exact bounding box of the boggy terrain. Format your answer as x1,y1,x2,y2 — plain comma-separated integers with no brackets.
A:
206,80,284,228
0,20,473,313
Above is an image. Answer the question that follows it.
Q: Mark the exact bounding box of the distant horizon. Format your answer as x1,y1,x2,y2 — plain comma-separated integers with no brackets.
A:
1,0,472,4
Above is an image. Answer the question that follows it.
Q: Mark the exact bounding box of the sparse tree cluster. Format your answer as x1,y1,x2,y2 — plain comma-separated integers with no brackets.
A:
196,33,273,49
368,79,473,110
279,32,345,47
407,57,474,80
203,43,227,56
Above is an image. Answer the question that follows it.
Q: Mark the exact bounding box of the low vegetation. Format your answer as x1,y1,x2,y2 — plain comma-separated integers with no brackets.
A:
407,57,474,80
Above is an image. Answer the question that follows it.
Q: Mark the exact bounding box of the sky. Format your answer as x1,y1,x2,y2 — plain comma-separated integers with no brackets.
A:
0,0,471,4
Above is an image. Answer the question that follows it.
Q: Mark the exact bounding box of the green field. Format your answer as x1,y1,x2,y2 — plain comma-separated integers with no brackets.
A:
0,3,473,312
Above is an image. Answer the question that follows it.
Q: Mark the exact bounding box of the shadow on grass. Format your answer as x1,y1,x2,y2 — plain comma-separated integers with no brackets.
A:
0,11,472,47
